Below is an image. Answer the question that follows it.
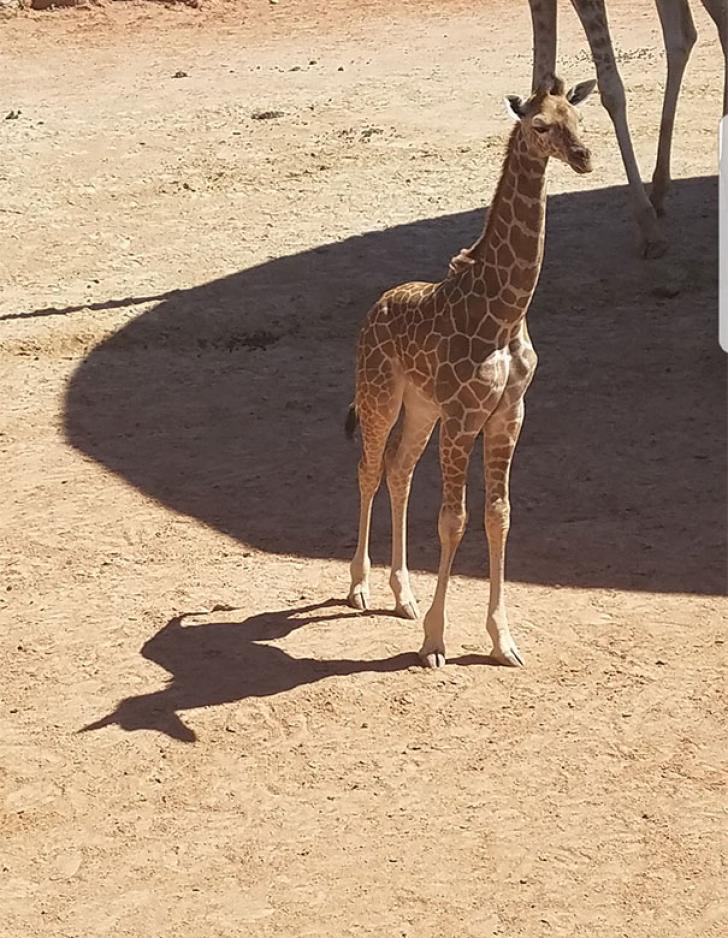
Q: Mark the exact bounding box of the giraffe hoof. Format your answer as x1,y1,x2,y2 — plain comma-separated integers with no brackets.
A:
492,645,525,668
419,649,446,669
641,235,668,260
395,601,419,620
348,589,369,612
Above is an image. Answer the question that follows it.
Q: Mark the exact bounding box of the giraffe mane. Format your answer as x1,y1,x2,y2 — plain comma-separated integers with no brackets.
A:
469,124,521,256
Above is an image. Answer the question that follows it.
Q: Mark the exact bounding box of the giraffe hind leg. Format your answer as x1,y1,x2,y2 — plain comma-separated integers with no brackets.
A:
385,391,438,619
348,368,403,611
650,0,697,216
571,0,667,258
698,0,728,115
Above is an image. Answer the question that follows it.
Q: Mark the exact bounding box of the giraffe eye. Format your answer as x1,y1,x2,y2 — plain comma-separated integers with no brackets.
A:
533,124,550,134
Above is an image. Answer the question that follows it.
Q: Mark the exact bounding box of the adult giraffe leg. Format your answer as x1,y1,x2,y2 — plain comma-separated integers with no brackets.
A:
420,418,479,669
528,0,558,91
571,0,667,258
699,0,728,114
385,392,438,619
651,0,698,215
348,375,403,611
483,399,526,667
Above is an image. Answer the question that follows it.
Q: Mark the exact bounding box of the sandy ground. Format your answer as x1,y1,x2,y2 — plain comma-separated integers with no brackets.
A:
1,1,726,935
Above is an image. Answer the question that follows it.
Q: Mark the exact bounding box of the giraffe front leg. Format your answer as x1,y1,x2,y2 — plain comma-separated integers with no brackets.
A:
420,421,477,668
528,0,557,91
483,400,525,667
420,503,466,668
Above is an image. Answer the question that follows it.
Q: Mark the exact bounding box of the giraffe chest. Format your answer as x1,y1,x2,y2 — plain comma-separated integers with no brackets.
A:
433,338,537,412
432,347,510,409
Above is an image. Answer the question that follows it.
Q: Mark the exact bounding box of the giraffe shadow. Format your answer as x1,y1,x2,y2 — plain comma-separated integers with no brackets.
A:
79,600,420,741
80,599,508,741
63,176,724,595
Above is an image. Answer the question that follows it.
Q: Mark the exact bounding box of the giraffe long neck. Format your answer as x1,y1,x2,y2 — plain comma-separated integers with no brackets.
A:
468,126,548,325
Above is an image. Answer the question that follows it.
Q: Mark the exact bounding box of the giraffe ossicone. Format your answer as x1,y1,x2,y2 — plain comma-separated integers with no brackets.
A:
346,76,596,669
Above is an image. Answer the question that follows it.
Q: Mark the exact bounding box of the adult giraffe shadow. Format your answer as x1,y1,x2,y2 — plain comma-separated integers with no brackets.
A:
80,601,418,742
64,176,725,595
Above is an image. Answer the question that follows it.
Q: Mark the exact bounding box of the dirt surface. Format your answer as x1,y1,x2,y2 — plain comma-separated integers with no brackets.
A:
1,1,726,935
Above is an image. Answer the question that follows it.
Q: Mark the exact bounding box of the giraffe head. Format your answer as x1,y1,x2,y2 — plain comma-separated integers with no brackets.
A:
505,75,596,174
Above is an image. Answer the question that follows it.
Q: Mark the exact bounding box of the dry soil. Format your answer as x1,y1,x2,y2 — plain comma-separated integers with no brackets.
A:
1,2,726,936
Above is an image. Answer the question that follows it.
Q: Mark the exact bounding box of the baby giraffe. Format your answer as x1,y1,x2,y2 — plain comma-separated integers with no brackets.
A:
346,76,596,668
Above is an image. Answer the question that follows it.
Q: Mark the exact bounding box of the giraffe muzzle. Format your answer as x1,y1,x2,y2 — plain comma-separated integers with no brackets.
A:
568,146,592,174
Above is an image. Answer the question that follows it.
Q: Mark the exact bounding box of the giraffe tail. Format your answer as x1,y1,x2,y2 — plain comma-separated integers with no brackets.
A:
344,402,359,439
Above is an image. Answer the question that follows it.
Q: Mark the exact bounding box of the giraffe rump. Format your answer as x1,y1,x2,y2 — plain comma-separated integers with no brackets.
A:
344,403,359,439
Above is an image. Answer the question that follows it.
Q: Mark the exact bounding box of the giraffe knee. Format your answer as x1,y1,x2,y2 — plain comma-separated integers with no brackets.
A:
486,496,511,532
384,441,408,492
385,465,408,501
599,76,627,119
667,6,697,61
358,458,383,498
383,438,400,477
438,505,467,546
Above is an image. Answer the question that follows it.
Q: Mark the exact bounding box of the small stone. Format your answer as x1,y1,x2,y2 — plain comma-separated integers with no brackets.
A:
53,851,82,880
652,284,680,299
251,109,285,120
173,71,188,79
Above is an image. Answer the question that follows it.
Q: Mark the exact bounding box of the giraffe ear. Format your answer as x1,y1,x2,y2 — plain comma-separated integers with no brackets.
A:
566,79,597,106
504,95,525,122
